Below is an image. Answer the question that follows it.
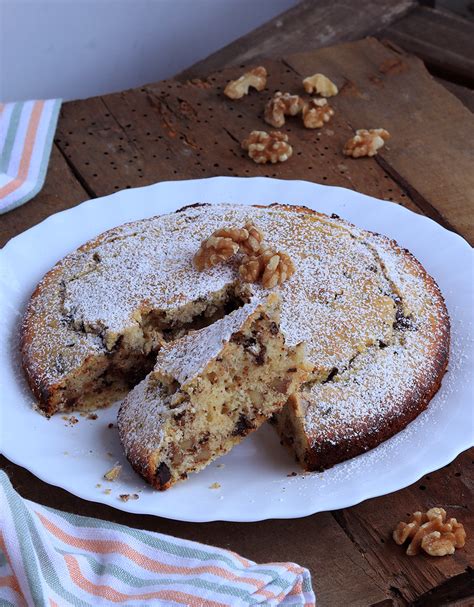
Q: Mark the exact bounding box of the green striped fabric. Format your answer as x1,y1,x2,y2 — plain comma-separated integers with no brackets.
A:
0,99,61,215
0,471,316,606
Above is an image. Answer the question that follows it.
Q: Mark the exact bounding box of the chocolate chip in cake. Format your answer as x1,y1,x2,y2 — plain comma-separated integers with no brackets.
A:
233,413,254,436
231,332,266,365
393,309,417,332
156,462,171,487
322,367,338,383
173,410,186,425
269,321,279,335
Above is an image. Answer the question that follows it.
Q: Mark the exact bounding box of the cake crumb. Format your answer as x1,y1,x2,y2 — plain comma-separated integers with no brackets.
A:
119,493,139,502
287,471,298,477
64,415,79,426
104,464,122,481
216,463,225,468
95,483,102,488
209,482,221,490
103,488,111,495
108,422,114,428
87,413,98,420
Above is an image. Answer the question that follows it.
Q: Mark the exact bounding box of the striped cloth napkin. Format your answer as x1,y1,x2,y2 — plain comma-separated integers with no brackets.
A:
0,472,316,606
0,99,61,215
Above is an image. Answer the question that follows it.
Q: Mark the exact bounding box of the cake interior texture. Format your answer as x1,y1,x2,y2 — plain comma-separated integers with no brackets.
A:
27,280,250,415
118,295,309,489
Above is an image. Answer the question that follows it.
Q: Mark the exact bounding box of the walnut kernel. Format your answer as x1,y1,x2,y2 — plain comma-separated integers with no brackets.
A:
239,222,264,254
264,92,304,128
194,222,263,270
303,73,338,97
194,235,239,270
393,507,466,556
224,67,267,99
302,98,335,129
242,130,293,164
239,247,295,288
343,128,390,158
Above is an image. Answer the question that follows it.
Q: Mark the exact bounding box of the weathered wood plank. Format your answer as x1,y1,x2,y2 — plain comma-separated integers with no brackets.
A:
0,144,89,248
332,449,474,604
380,7,474,86
436,78,474,113
0,454,389,606
55,59,417,216
285,38,474,245
178,0,415,80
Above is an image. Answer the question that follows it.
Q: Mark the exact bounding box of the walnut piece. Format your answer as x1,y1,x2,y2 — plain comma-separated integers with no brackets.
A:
224,66,267,99
194,222,263,270
302,98,335,129
104,464,122,482
393,507,466,556
194,235,239,270
343,128,390,158
239,222,264,254
303,73,338,97
214,222,263,254
242,130,293,164
239,247,295,288
264,92,304,128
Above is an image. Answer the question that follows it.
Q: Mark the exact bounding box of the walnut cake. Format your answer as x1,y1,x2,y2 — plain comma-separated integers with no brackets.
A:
21,203,449,473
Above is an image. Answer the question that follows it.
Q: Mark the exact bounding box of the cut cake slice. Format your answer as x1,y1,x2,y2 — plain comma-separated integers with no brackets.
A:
117,293,309,490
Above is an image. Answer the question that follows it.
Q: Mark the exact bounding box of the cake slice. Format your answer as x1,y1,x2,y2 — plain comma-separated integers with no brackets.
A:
117,293,309,490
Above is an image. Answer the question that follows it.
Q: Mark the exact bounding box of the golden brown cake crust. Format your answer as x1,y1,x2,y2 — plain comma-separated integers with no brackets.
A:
21,202,450,471
274,232,449,471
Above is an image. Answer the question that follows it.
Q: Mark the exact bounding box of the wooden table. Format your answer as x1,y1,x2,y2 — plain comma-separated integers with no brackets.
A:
1,2,473,605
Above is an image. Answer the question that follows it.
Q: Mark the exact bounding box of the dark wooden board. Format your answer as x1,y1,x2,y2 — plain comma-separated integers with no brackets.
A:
285,38,474,245
0,145,89,248
179,0,415,80
380,6,474,87
436,78,474,113
55,58,415,216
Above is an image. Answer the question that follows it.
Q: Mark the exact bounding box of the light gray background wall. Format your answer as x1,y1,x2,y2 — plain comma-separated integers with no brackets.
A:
0,0,298,102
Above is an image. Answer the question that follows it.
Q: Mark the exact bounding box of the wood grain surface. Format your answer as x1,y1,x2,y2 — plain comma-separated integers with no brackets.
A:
1,3,473,605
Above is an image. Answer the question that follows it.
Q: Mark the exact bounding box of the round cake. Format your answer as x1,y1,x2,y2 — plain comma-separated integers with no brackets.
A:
21,203,450,470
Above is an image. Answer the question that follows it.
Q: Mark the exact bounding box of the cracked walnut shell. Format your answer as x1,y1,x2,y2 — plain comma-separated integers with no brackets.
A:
343,128,390,158
242,130,293,164
303,73,338,97
264,92,304,128
302,98,334,129
239,247,295,288
393,507,466,556
224,66,267,99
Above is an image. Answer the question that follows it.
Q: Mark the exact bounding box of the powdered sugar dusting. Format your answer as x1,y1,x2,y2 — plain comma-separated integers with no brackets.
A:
23,203,449,447
155,298,263,386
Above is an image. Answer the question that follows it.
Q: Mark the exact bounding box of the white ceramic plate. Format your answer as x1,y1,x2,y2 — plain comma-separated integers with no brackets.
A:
1,177,473,522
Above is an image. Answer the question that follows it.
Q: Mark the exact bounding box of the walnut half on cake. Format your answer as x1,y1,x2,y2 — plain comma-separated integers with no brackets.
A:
117,294,309,490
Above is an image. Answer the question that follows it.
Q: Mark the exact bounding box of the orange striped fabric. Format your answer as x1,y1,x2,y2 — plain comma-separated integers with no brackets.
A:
0,471,316,606
0,99,61,215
